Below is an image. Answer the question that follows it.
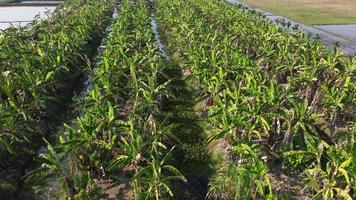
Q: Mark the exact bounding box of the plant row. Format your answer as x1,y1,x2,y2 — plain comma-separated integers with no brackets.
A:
156,0,355,199
25,0,186,199
0,0,115,197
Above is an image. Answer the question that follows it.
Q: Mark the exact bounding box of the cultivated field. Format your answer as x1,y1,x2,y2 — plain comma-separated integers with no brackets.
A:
0,0,355,199
241,0,356,24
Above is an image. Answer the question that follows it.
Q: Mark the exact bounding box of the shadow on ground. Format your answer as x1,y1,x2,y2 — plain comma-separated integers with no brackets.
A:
160,64,214,199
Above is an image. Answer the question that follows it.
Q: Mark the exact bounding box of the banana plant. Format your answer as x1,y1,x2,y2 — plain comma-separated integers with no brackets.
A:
133,147,186,200
24,139,76,198
0,0,115,157
156,1,355,199
208,143,273,199
303,145,353,200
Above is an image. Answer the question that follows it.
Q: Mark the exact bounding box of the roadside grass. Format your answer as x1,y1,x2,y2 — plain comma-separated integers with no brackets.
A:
0,0,14,4
240,0,356,25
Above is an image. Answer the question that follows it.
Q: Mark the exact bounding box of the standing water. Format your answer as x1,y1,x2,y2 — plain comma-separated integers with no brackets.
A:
150,18,170,61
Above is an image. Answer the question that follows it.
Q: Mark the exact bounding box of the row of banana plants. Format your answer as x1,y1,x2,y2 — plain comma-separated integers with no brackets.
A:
0,0,99,57
0,0,115,198
156,0,273,198
25,0,186,199
195,1,355,199
4,0,104,46
196,0,355,125
156,0,355,199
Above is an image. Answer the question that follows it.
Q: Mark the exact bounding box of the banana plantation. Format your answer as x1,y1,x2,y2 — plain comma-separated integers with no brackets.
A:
0,0,355,199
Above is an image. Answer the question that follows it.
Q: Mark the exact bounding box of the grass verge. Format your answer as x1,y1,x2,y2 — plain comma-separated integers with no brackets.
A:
240,0,356,25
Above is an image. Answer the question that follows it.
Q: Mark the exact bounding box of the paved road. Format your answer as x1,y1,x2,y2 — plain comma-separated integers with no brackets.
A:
0,6,55,30
315,24,356,42
226,0,356,55
0,0,62,30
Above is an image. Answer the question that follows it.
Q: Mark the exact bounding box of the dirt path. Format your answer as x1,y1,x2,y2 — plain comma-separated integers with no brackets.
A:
160,64,213,199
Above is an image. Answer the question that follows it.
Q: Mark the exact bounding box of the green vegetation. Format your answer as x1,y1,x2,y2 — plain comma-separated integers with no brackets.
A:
25,0,187,199
240,0,356,25
0,0,355,199
157,0,355,198
0,0,115,198
0,0,13,4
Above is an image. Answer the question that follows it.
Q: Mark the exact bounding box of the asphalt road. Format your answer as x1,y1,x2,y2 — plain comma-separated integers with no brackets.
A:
0,6,55,29
315,24,356,41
